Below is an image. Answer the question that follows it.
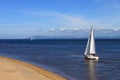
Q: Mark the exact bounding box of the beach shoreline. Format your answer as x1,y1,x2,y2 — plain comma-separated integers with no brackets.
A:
0,56,67,80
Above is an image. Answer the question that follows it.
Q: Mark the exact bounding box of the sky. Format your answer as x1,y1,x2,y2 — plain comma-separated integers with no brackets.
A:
0,0,120,39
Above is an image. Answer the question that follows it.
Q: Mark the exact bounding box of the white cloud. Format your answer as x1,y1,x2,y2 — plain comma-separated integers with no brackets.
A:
59,28,69,32
73,28,81,31
16,10,120,33
113,28,120,31
49,28,59,32
50,28,56,31
49,27,82,33
49,27,120,34
16,10,92,28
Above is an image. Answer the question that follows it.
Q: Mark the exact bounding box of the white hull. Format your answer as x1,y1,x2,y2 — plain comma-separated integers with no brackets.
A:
85,55,99,60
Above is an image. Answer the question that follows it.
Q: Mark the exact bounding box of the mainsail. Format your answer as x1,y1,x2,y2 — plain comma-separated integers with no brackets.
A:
84,26,96,56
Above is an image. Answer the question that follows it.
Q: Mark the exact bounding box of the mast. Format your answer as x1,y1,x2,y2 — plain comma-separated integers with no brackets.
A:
89,26,96,54
84,26,96,55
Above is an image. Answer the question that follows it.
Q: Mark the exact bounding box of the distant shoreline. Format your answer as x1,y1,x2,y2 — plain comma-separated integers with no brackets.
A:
0,38,120,40
0,38,119,44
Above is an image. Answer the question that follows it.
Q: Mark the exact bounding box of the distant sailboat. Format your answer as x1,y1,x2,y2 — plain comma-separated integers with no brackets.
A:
31,37,33,41
84,26,99,60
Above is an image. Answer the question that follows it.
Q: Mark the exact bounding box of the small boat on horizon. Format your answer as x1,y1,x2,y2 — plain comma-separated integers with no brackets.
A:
84,26,99,60
30,37,34,41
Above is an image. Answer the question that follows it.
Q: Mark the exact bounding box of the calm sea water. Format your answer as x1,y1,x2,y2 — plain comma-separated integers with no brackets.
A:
0,39,120,80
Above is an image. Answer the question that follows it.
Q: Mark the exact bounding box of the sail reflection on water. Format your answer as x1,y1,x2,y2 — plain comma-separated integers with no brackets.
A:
85,60,98,80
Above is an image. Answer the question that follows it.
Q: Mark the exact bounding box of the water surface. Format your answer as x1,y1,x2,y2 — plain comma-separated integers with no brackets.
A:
0,39,120,80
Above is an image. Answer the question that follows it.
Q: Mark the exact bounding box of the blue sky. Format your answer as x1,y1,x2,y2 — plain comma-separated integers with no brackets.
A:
0,0,120,39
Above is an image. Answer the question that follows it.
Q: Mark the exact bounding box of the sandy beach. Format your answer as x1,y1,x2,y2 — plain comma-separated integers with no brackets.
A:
0,56,67,80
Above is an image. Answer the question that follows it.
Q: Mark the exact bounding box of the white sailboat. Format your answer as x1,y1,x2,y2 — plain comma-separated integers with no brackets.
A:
31,36,33,41
84,26,99,60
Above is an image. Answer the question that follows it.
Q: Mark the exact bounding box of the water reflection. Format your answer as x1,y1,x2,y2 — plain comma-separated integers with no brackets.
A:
85,60,98,80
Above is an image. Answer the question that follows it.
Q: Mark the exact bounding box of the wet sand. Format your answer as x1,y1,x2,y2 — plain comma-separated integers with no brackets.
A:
0,56,67,80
